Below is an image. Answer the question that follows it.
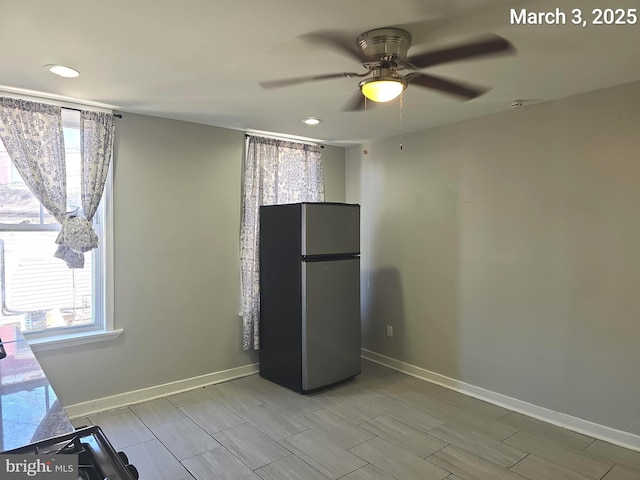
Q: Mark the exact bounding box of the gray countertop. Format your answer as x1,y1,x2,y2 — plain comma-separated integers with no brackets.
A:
0,325,75,452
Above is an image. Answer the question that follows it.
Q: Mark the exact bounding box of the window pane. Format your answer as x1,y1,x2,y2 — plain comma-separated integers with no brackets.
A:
0,145,57,224
0,231,94,332
0,108,106,338
0,127,81,224
64,126,82,213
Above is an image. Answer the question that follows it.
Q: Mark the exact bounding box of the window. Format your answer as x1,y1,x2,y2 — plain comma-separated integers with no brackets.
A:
240,135,324,350
0,108,111,343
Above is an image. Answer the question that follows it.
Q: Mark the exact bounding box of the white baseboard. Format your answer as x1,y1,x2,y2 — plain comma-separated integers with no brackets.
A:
362,349,640,452
65,363,259,419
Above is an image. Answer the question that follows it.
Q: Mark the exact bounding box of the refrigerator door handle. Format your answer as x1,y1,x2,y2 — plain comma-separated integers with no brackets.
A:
301,253,360,262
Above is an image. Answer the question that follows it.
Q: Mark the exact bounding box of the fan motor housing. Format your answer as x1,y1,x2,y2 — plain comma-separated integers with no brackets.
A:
358,28,412,68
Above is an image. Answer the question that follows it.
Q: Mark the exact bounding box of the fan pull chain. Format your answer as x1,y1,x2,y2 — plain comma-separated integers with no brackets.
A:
399,92,404,151
363,96,369,155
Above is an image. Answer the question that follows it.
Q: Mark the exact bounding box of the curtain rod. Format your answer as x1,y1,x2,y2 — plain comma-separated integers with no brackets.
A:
245,132,323,148
62,106,122,118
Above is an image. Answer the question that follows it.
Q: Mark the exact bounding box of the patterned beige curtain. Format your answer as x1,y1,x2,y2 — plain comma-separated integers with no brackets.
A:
55,110,116,268
0,98,115,268
240,135,324,350
0,97,67,232
81,111,115,222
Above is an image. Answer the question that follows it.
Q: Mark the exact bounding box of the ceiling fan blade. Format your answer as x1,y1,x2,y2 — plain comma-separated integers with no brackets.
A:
300,30,368,63
259,72,363,89
395,0,533,45
405,72,488,100
341,90,368,112
406,34,515,69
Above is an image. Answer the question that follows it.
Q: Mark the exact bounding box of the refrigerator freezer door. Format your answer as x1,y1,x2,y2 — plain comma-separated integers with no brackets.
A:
302,258,361,391
301,203,360,256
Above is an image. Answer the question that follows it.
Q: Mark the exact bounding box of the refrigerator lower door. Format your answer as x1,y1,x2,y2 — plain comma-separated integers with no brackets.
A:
302,257,361,391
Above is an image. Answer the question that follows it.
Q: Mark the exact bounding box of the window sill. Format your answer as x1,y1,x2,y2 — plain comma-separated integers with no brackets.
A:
27,328,124,352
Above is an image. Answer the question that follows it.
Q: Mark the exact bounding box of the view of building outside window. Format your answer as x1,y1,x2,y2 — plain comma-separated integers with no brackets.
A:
0,124,95,333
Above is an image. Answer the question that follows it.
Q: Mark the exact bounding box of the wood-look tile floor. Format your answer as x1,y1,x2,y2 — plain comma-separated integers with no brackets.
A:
72,361,640,480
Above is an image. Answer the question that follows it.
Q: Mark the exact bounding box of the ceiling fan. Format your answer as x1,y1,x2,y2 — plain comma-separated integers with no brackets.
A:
259,28,516,111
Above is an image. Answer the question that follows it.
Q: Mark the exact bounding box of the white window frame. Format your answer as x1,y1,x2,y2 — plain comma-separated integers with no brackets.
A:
0,94,121,351
26,168,120,352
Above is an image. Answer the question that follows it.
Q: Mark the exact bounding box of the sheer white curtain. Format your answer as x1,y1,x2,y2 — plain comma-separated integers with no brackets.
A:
241,135,324,350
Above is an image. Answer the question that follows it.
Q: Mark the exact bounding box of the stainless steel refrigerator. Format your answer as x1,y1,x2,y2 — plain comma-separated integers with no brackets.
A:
259,202,361,393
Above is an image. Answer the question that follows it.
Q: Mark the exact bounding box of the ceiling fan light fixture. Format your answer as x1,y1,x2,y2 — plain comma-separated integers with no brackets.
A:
359,77,406,103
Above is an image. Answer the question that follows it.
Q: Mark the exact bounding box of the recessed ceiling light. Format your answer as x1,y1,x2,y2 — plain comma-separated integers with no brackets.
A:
44,64,80,78
302,117,322,126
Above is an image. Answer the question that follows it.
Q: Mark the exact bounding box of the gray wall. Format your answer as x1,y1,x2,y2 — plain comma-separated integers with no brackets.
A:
346,80,640,436
320,144,346,202
36,114,346,407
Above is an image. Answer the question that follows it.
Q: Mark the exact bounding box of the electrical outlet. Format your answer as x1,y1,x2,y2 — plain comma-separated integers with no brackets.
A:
386,325,393,338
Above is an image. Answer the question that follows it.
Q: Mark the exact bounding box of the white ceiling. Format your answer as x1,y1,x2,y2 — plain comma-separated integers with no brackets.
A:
1,0,639,146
